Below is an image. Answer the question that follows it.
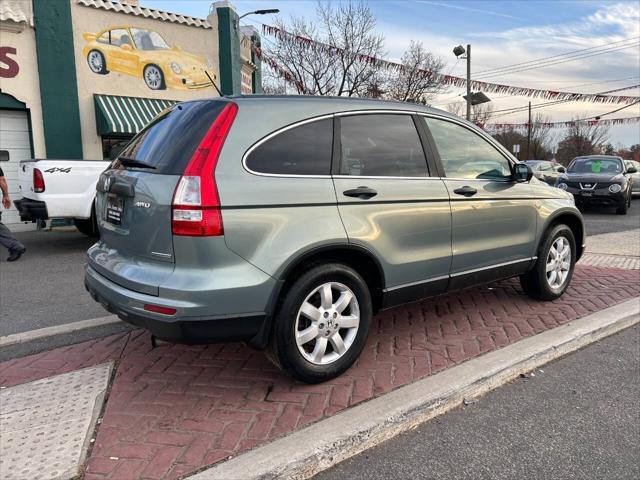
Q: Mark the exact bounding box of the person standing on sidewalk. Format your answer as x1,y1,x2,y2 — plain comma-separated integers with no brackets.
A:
0,166,26,261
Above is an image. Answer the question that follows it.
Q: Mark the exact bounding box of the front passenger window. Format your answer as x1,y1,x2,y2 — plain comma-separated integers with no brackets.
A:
424,118,512,180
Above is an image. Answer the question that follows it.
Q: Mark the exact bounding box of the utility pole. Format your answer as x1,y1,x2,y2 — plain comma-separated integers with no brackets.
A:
526,101,532,160
466,44,471,121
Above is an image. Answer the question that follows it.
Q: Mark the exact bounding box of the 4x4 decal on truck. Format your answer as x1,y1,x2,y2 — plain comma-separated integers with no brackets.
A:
44,167,72,173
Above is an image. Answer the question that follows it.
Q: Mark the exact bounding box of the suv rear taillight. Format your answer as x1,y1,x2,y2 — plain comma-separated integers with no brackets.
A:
33,168,45,193
172,102,237,236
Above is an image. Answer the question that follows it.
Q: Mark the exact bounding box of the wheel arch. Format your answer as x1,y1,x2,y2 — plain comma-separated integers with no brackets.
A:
248,243,386,350
539,210,585,261
277,244,386,312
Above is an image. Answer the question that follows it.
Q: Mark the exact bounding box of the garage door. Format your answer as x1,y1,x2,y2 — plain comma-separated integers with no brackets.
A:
0,109,32,226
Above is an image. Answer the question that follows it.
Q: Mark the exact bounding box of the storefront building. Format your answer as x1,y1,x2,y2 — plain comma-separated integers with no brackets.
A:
0,0,260,226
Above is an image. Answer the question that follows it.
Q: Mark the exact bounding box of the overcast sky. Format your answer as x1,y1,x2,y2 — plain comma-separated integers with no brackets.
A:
145,0,640,148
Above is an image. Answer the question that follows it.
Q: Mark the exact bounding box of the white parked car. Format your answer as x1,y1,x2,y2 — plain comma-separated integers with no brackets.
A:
14,159,110,236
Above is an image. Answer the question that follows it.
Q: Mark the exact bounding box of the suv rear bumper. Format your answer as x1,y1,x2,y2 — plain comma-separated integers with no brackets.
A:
84,264,266,345
14,198,48,221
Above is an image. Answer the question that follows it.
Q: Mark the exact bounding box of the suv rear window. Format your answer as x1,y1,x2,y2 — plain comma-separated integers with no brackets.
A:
245,118,333,175
116,100,226,175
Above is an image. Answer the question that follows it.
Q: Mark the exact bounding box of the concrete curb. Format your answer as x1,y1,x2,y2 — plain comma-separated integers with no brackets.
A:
0,315,122,348
189,297,640,480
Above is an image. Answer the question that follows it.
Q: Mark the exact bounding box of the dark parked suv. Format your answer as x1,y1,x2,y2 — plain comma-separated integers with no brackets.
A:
85,96,585,383
555,155,636,214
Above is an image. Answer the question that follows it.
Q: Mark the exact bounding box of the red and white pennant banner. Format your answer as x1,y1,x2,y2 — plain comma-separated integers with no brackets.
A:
482,116,640,130
261,24,640,105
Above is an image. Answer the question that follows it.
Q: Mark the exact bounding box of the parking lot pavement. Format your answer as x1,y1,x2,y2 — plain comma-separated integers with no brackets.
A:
316,324,640,480
0,228,108,335
1,265,637,480
581,197,640,235
1,201,638,356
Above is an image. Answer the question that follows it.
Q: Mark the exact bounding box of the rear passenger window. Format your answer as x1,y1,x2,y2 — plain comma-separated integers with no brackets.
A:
339,114,428,177
246,118,333,175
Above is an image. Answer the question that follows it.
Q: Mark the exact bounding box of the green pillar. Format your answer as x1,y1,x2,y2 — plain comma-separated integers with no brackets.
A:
214,2,241,95
33,0,83,158
251,33,263,94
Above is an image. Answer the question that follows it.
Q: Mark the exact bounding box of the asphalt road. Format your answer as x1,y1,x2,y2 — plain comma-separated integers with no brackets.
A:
0,198,637,350
581,197,640,235
316,324,640,480
0,228,107,335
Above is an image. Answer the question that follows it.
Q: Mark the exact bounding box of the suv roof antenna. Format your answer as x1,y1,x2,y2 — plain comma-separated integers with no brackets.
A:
204,70,223,97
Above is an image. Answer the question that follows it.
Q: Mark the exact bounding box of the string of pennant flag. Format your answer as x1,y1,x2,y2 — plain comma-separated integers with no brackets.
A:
481,116,640,131
260,24,640,105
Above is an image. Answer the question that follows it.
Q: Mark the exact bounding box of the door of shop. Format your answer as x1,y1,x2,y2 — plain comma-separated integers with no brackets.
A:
0,109,32,226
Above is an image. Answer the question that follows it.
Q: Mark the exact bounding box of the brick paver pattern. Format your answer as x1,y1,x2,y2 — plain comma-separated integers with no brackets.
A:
1,265,638,480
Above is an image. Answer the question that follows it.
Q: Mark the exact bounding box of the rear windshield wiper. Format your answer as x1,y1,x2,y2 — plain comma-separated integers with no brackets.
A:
117,156,156,169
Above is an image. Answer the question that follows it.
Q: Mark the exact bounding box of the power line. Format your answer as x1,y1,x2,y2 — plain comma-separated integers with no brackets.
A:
473,36,640,77
475,43,640,80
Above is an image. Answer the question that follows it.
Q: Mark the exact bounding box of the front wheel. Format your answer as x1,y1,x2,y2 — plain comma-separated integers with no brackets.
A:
143,64,166,90
520,224,576,301
267,263,372,383
616,194,630,215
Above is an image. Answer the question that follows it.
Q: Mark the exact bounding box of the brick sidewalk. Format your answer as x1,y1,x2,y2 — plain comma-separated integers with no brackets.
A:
1,265,638,480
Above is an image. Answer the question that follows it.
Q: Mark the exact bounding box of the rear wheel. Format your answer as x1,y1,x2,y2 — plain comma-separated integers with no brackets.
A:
267,263,372,383
520,224,576,301
74,206,99,237
87,50,108,74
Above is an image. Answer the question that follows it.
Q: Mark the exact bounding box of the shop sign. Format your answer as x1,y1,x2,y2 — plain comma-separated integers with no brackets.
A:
0,46,19,78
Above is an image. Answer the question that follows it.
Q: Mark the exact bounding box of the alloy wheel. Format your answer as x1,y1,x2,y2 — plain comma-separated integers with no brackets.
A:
294,282,360,365
144,66,163,89
88,51,103,72
546,236,571,290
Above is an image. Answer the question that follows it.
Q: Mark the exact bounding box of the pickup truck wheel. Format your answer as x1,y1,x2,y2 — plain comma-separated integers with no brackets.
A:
520,224,576,301
267,263,372,383
74,209,99,238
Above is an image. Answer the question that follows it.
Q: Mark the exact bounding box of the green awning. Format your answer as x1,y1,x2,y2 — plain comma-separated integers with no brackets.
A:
94,94,177,136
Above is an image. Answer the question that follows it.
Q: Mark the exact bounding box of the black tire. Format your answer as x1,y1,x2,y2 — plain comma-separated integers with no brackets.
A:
616,194,630,215
143,64,166,90
520,224,576,301
74,207,99,237
267,263,372,383
87,49,108,74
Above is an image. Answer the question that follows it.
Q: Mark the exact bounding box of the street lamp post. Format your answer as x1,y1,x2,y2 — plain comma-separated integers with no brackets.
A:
453,44,471,120
465,44,471,121
237,8,280,26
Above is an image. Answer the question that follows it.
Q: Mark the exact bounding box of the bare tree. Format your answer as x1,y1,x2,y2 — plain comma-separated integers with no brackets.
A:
385,41,447,103
528,114,553,159
265,1,385,96
555,120,610,165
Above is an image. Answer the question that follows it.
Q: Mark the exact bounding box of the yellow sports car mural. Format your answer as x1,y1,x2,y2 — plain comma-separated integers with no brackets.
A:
82,26,215,90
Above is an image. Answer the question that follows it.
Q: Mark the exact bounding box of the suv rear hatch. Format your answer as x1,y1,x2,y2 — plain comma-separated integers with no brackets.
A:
89,99,235,295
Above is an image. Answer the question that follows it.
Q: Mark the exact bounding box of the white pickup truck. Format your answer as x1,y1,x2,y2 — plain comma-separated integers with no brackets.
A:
14,159,110,236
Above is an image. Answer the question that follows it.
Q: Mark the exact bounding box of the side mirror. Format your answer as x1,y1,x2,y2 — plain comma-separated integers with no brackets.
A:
513,163,532,183
557,166,566,173
627,167,637,174
121,43,133,51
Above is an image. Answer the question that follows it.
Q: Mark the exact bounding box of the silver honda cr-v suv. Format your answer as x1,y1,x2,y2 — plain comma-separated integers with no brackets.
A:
85,96,585,383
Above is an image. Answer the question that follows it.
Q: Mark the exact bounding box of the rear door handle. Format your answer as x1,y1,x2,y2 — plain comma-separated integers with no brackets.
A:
453,186,478,197
343,186,378,199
